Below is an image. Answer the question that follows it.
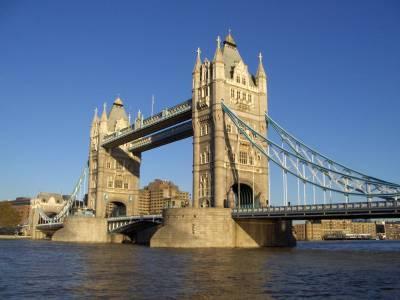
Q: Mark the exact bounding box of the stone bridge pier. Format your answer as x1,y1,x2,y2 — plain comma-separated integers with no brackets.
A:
150,208,295,247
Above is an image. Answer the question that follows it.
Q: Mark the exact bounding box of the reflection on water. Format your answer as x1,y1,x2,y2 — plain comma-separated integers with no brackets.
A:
0,240,400,299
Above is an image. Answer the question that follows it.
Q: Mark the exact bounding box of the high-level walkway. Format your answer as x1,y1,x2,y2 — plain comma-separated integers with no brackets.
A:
102,100,192,149
35,199,400,234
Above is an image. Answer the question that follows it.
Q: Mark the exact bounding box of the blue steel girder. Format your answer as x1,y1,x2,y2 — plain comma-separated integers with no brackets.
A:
232,199,400,220
129,121,193,153
265,114,399,187
37,166,88,225
102,100,192,149
108,215,162,233
222,102,400,200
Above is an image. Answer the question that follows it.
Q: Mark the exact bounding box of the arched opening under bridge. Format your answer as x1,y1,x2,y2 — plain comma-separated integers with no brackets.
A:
231,183,253,208
106,201,126,217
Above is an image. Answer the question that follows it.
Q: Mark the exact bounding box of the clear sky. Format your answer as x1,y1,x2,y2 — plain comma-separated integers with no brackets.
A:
0,0,399,201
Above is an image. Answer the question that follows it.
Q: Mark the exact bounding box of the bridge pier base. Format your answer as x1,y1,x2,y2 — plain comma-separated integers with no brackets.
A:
150,208,296,248
52,216,124,243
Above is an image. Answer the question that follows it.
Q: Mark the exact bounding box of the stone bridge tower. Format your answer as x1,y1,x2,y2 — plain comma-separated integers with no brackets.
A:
88,97,141,217
192,32,269,209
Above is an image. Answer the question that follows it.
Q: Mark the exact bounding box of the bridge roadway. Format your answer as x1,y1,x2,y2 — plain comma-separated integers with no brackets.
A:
35,200,399,234
232,199,400,220
107,214,162,233
102,100,192,149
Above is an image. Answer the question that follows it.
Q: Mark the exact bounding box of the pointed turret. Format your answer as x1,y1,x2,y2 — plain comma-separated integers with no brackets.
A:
256,52,266,78
213,35,225,80
114,96,123,106
101,102,108,121
193,47,202,73
224,29,236,47
99,102,108,134
221,30,243,79
256,52,267,94
90,107,99,138
213,36,223,63
108,96,128,131
92,107,99,123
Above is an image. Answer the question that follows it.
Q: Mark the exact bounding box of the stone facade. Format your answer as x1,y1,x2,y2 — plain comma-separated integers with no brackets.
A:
294,220,377,241
28,192,69,239
150,208,295,248
192,32,269,209
88,98,141,218
385,222,400,240
139,179,190,215
52,216,123,243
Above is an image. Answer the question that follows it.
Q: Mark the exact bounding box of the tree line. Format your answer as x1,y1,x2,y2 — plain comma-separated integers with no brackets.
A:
0,202,21,227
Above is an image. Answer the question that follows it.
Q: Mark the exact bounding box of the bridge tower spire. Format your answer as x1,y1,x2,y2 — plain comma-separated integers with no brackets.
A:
256,52,267,95
192,31,269,209
88,97,141,218
192,47,202,208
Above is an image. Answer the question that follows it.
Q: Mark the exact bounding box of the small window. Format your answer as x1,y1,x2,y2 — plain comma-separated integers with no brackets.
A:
226,124,232,133
236,75,240,83
106,161,111,169
236,90,240,99
249,156,254,166
200,123,209,136
115,180,123,189
242,77,246,85
107,180,113,188
124,182,128,189
230,89,235,98
239,151,248,164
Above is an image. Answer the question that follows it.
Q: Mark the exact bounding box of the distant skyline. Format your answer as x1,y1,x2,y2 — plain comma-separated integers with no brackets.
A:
1,0,399,201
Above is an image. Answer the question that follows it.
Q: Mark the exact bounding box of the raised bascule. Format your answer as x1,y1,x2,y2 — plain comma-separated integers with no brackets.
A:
30,32,400,247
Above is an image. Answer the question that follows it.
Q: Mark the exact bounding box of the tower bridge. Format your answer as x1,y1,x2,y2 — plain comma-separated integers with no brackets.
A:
30,32,400,247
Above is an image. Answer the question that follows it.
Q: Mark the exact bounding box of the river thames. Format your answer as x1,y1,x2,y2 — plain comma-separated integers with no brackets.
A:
1,240,399,299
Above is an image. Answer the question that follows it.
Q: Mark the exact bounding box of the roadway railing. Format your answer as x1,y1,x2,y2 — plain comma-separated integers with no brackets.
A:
107,215,162,232
232,200,400,220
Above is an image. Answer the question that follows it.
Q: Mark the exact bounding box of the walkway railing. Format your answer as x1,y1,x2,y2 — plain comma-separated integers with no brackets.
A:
37,166,88,226
103,100,192,146
107,215,162,232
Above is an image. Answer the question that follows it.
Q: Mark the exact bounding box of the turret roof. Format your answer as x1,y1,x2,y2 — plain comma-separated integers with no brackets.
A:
108,97,128,131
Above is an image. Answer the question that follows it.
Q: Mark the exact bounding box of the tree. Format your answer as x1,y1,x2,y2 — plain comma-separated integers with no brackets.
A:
0,202,20,227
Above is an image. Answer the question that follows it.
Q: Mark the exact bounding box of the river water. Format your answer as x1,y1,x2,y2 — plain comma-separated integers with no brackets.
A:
0,240,399,299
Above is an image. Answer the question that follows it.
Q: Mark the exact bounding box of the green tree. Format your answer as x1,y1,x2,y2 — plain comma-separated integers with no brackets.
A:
0,202,20,227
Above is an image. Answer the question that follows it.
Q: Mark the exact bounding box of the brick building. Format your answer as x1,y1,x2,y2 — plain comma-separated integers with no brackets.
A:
139,179,190,215
294,219,377,240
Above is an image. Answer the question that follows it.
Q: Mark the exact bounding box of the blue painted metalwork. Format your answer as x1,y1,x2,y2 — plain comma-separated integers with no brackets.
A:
265,113,399,186
107,215,162,233
37,166,88,225
222,102,400,200
232,199,400,220
102,100,192,146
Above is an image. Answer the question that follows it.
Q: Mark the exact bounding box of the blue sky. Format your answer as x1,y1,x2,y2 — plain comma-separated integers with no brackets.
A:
0,0,399,201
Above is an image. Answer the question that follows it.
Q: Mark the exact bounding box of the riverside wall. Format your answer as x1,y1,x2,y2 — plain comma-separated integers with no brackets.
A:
52,216,123,243
150,208,296,248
